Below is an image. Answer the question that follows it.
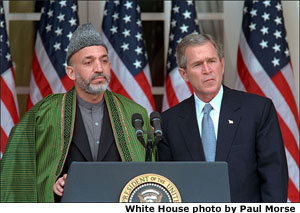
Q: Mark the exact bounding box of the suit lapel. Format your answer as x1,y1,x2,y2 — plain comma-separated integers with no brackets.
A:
215,86,241,161
97,102,114,161
73,106,93,161
179,96,206,161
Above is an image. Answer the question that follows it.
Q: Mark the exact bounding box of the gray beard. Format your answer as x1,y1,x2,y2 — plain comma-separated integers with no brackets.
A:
75,72,110,95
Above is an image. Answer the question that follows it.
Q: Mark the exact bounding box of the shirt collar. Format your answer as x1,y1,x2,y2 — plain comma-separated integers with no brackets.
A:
194,85,223,113
76,94,104,110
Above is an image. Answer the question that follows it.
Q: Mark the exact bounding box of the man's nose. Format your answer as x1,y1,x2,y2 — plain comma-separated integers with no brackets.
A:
94,60,103,72
202,61,210,73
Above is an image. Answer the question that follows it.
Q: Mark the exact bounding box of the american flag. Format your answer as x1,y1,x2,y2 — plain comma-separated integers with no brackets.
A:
27,0,79,110
0,2,19,159
162,0,199,111
235,0,299,202
101,0,155,114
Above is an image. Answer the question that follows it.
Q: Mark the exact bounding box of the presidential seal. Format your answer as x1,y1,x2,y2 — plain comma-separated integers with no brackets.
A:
119,173,181,203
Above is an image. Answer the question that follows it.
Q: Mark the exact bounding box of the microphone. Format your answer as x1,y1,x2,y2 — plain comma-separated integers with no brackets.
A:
150,111,162,138
131,113,144,138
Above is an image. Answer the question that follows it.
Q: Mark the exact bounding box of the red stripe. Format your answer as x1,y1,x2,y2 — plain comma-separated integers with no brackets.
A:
288,178,300,202
134,71,156,110
277,114,299,167
272,71,299,129
237,48,265,96
109,70,132,99
238,46,299,200
165,75,179,108
1,128,8,154
238,48,299,166
26,96,34,111
60,73,74,91
186,81,194,94
32,50,53,97
0,77,19,124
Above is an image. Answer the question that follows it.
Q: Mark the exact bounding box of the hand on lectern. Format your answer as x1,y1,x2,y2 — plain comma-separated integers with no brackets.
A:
53,174,67,196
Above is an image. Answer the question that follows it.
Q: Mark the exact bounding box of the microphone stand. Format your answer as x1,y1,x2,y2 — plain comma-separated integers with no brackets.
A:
137,131,159,162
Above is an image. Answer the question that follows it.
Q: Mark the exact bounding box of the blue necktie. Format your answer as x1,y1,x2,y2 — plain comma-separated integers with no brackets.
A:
201,104,216,162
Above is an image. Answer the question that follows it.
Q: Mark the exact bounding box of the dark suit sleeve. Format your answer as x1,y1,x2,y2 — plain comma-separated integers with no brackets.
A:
256,99,288,202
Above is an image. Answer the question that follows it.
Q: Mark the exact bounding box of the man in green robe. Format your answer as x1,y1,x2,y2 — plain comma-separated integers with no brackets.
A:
1,23,154,202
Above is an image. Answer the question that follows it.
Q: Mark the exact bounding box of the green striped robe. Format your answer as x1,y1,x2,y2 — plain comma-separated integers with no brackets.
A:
1,88,153,202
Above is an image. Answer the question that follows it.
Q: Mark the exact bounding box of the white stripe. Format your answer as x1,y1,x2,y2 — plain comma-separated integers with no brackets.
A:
1,100,15,136
162,67,192,111
281,64,299,110
35,33,66,94
162,87,170,112
285,148,300,191
2,68,19,116
28,71,43,105
169,67,192,102
144,64,152,87
234,69,246,92
101,33,154,114
239,32,299,149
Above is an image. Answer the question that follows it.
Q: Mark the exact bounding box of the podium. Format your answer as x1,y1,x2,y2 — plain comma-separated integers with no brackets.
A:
61,162,231,202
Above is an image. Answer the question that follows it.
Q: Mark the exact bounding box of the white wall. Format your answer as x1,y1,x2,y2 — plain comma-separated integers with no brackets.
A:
224,1,299,105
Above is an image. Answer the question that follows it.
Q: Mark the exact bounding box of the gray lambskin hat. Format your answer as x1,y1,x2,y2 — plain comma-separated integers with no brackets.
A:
66,23,106,65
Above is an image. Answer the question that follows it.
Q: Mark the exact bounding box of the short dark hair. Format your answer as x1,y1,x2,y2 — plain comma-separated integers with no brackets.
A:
176,33,223,69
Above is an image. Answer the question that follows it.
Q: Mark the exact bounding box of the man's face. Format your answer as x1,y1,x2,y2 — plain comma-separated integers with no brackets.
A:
179,42,224,102
68,45,111,95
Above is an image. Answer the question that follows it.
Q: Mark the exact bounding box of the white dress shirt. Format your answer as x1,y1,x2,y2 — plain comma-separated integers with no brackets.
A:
194,86,224,139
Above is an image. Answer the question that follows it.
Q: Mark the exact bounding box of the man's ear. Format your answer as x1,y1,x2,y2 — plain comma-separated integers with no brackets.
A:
178,67,189,82
66,65,75,81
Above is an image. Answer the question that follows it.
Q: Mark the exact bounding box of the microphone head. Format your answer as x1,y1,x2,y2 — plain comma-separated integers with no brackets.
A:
150,111,162,125
132,113,144,127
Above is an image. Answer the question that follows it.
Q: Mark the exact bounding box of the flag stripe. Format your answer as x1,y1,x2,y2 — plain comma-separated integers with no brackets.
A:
1,68,19,115
27,72,43,110
1,77,19,124
1,127,8,153
239,33,299,144
165,75,179,107
1,1,19,158
281,64,299,108
35,33,67,94
101,1,155,114
237,46,299,165
134,69,156,110
272,71,299,128
109,71,132,99
278,115,299,167
27,1,78,111
32,51,53,97
288,179,299,202
286,149,300,201
236,0,299,201
162,0,199,111
102,32,154,113
169,68,192,101
1,100,16,137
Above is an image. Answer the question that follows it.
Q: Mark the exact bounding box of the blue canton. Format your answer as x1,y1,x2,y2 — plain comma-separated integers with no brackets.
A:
167,0,199,74
0,1,12,74
102,0,147,77
242,0,290,78
38,0,78,78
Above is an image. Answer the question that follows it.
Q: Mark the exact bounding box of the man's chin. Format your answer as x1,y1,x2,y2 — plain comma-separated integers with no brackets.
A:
89,84,108,93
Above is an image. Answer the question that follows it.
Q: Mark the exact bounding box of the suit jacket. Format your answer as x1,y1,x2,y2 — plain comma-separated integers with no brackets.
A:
158,86,288,202
62,102,121,175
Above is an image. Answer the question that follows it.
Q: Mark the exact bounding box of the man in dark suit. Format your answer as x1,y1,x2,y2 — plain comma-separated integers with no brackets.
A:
158,33,288,202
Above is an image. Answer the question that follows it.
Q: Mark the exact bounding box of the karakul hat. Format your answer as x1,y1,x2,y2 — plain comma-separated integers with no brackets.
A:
66,23,105,64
